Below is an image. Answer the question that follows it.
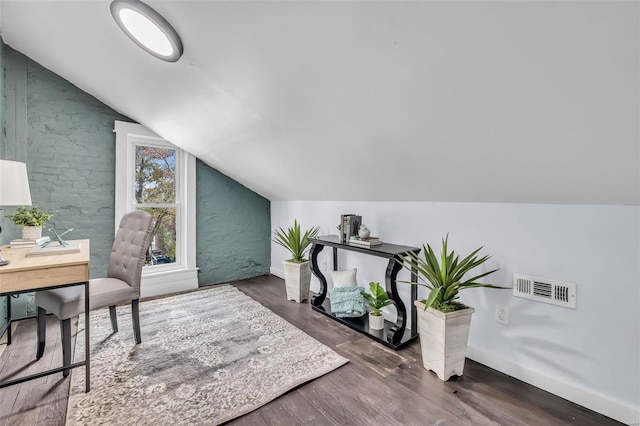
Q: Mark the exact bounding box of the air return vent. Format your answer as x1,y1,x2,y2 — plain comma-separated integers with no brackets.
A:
513,274,576,309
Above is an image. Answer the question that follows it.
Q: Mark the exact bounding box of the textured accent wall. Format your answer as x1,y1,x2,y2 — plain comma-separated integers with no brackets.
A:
196,159,270,284
1,46,129,279
1,45,271,289
0,41,4,157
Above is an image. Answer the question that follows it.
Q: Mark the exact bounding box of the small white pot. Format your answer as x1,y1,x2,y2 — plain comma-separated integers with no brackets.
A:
22,226,42,239
282,260,311,303
415,301,475,381
368,312,385,330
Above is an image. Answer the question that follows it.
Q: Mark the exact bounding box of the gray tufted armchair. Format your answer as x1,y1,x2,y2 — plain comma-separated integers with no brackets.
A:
35,210,154,376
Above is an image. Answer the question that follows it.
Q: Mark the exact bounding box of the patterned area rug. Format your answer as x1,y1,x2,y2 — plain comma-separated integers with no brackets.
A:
66,285,348,425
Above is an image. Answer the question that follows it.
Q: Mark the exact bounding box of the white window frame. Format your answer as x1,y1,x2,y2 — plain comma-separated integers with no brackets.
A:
114,121,198,297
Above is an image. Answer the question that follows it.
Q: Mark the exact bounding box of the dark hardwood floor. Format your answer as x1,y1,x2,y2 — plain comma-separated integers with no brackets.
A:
0,313,75,425
0,275,621,425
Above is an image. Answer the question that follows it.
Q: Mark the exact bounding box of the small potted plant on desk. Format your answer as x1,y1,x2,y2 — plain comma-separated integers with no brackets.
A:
7,206,55,239
396,234,506,381
273,219,319,303
362,281,393,330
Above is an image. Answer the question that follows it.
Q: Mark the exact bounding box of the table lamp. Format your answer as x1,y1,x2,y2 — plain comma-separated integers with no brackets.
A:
0,160,33,238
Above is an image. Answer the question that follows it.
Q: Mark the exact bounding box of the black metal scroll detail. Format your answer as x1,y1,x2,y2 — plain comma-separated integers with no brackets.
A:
309,243,327,307
385,256,406,345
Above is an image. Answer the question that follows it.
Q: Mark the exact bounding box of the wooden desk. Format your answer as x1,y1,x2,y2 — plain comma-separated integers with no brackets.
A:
0,239,91,392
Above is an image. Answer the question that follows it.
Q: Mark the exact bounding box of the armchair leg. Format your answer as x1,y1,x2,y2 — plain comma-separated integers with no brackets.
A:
109,305,118,333
36,307,46,359
60,318,71,377
132,299,141,344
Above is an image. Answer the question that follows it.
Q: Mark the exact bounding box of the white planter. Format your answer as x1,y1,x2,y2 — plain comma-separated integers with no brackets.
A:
282,260,311,303
368,312,385,330
415,301,475,381
22,226,42,239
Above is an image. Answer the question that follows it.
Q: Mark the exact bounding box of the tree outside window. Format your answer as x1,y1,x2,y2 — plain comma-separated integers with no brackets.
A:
134,145,178,266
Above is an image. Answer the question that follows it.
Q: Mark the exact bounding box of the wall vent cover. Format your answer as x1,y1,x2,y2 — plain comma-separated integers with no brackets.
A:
513,274,576,309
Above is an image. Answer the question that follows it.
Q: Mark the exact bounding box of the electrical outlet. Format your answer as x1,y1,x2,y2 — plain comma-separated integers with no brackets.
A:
321,260,327,272
495,305,509,325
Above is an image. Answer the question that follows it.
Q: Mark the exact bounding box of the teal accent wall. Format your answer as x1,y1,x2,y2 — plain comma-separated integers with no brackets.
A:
1,46,129,280
0,39,4,158
1,45,271,298
196,159,270,284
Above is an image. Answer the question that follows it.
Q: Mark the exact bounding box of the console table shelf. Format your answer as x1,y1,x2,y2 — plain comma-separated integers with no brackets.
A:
308,235,421,350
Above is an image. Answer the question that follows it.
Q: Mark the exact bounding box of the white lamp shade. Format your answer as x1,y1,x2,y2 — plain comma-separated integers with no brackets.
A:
0,160,33,206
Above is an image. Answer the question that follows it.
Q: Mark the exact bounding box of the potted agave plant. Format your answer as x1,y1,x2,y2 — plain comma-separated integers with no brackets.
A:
397,234,505,381
361,281,393,330
7,206,55,239
273,219,319,303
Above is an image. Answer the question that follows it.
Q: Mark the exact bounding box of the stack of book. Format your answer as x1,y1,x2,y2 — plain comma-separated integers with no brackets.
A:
340,214,362,243
9,236,51,248
349,236,382,248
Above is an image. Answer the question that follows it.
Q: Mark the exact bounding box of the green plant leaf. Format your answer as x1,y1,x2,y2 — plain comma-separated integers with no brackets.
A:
422,287,441,310
363,282,393,311
461,268,501,285
395,234,505,312
6,206,55,227
272,219,319,262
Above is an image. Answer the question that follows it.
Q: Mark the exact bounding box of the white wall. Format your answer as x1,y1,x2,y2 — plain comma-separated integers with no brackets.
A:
271,201,640,424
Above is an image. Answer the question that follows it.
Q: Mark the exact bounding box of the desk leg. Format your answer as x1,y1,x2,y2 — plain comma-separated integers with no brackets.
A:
309,243,327,307
6,295,11,345
385,258,406,346
84,281,90,393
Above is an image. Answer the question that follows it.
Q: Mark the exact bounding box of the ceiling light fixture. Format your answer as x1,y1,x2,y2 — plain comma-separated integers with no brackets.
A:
110,0,183,62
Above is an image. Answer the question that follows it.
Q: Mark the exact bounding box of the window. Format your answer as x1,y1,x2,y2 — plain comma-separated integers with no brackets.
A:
114,121,198,297
134,143,178,267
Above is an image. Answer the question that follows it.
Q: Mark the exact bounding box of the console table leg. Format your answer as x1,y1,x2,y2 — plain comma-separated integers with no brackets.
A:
411,264,418,335
384,258,406,345
309,243,327,307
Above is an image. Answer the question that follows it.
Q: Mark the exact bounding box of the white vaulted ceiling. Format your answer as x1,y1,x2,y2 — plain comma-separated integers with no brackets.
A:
1,1,638,204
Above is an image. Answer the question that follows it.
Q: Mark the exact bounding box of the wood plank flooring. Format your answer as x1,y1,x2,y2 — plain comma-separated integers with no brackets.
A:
231,276,621,426
0,315,75,426
0,275,622,425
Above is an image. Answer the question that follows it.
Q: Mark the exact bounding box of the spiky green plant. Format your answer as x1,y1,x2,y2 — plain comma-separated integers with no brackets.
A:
361,282,393,316
397,234,505,312
273,219,319,263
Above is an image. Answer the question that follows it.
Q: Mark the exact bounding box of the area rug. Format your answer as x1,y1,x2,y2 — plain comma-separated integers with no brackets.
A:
66,285,348,425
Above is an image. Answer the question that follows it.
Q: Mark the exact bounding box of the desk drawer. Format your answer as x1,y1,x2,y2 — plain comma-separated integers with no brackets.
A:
0,264,89,294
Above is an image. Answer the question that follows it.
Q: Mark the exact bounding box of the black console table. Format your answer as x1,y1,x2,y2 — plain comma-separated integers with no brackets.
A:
308,235,421,350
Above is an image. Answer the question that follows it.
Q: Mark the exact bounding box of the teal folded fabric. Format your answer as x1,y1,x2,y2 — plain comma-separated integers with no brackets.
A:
329,286,365,318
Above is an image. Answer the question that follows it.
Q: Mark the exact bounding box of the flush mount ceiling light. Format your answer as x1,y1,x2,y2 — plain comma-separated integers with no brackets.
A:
110,0,183,62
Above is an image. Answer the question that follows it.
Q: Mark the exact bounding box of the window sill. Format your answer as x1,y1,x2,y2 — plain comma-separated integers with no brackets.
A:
141,267,199,298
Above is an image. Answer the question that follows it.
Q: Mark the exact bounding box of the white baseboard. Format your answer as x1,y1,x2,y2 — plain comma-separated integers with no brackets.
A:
270,266,284,280
140,268,199,298
466,346,640,425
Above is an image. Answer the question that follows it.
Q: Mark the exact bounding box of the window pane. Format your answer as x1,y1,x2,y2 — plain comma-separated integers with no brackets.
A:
135,145,176,204
140,207,177,266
